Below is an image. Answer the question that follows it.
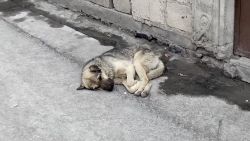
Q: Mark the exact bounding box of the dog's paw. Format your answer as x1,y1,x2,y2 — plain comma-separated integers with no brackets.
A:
135,87,144,96
139,83,152,97
134,90,149,97
141,91,149,98
134,90,142,96
135,84,146,93
141,83,152,97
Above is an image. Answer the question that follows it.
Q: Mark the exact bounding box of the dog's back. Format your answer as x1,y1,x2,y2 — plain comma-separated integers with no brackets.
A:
103,46,138,61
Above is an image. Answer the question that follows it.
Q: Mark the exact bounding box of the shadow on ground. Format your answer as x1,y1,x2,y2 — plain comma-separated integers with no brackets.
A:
160,60,250,111
0,0,128,48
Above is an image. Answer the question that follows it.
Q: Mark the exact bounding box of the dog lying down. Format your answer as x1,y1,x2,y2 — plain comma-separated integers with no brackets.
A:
77,45,169,97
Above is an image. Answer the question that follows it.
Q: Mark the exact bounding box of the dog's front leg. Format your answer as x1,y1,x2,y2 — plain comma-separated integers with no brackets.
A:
126,65,137,87
133,61,149,96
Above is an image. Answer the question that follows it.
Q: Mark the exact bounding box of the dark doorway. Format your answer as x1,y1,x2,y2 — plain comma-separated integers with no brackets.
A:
234,0,250,58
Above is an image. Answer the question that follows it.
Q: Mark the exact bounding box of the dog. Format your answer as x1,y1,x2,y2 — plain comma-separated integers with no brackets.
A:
77,45,168,97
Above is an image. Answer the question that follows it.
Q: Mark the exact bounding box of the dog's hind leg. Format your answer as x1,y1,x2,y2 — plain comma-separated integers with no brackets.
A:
147,61,165,80
133,51,150,96
133,62,149,96
139,61,164,97
141,83,152,97
126,65,137,87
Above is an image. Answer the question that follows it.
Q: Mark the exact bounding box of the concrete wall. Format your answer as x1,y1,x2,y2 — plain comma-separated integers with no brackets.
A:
132,0,192,33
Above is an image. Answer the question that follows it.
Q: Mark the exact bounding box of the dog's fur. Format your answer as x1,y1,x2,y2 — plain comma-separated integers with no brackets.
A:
77,45,168,97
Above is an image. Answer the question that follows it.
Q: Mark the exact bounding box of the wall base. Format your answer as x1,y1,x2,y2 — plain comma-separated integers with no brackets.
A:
224,57,250,83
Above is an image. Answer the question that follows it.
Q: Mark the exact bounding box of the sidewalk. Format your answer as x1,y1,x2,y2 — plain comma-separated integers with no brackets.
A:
0,0,250,141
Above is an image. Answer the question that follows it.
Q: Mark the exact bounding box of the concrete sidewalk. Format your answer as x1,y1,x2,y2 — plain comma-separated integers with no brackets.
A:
0,0,250,141
0,17,198,141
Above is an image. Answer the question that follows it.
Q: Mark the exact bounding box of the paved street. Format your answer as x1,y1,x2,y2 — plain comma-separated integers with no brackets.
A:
0,1,250,141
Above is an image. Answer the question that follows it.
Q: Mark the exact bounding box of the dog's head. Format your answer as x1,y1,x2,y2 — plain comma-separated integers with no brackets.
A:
77,65,114,91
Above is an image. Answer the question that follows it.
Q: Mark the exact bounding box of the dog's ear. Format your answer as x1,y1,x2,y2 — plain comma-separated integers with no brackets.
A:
89,65,101,73
77,85,85,90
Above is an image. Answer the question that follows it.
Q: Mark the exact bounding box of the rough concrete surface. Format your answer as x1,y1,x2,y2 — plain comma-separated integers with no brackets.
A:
113,0,131,14
46,0,194,50
224,57,250,83
48,0,142,31
86,0,112,8
1,0,250,141
166,1,192,33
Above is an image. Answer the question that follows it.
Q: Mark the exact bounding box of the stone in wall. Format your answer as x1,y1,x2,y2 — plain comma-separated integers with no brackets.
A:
166,1,192,33
113,0,131,14
131,0,167,28
193,0,235,59
86,0,112,8
224,57,250,83
218,0,235,46
175,0,192,4
193,0,214,47
131,0,192,32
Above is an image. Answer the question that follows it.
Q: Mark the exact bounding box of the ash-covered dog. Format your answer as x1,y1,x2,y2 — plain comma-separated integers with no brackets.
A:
77,45,168,97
